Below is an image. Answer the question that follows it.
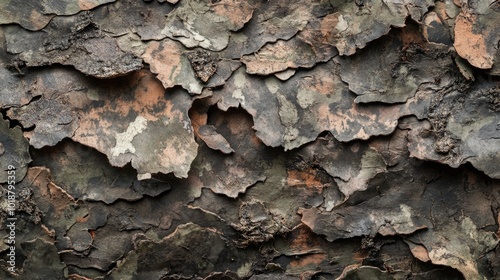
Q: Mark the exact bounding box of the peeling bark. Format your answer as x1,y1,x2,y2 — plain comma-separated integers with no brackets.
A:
1,0,500,279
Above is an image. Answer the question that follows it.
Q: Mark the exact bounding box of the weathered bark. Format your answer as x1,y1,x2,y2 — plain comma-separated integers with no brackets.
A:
1,0,500,279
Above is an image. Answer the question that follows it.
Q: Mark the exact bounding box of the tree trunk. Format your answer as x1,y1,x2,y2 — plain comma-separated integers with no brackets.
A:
1,0,500,279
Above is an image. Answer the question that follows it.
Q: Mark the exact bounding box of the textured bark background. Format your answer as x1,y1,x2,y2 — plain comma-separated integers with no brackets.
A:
1,0,500,279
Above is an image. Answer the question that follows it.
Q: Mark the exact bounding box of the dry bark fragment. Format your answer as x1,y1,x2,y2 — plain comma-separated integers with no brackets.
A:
30,140,172,204
197,125,234,154
405,79,500,179
24,167,88,248
187,50,218,83
72,70,198,179
62,227,141,272
39,0,116,16
297,133,387,200
143,40,239,94
60,174,201,273
7,97,78,148
0,68,35,108
66,206,109,253
4,67,91,148
270,225,361,276
274,69,297,81
142,39,204,94
6,68,198,179
323,0,433,56
0,3,54,31
300,204,427,242
158,0,254,51
0,119,30,183
19,239,66,279
189,107,269,198
240,36,337,75
338,26,455,104
0,25,21,67
0,0,116,31
191,143,336,246
72,199,193,272
214,61,428,150
92,0,174,39
231,200,288,244
406,217,497,280
300,159,499,279
4,13,142,78
223,0,329,58
453,0,500,70
106,223,258,279
0,167,99,278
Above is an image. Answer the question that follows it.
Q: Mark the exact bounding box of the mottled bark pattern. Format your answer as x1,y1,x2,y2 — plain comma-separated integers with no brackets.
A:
1,0,500,280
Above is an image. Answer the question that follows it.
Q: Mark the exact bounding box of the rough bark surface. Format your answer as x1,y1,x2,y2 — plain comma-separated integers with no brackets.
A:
1,0,500,279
